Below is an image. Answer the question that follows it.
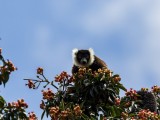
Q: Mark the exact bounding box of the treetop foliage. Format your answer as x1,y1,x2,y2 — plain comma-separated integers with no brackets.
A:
0,48,160,120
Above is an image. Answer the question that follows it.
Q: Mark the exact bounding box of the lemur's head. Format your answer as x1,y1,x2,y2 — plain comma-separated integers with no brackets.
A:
72,48,95,67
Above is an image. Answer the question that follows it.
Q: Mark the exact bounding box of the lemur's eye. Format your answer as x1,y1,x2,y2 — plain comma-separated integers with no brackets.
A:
78,55,82,59
85,55,89,59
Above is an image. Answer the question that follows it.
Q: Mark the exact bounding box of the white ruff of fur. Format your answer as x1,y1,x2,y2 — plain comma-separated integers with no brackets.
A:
72,48,95,67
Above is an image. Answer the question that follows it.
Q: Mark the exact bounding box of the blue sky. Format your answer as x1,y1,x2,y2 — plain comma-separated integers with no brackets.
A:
0,0,160,119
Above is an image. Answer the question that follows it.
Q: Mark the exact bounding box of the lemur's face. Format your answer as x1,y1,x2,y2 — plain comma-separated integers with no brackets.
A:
76,50,90,66
72,48,95,67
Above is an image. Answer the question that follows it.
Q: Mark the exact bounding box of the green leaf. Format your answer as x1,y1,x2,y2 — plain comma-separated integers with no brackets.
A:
3,72,10,87
18,112,28,119
0,96,6,108
157,98,160,103
59,99,65,110
46,110,49,118
81,113,90,120
117,83,127,91
100,114,104,120
65,102,73,109
112,74,120,77
41,110,45,120
113,106,122,117
110,106,116,117
90,116,97,120
80,101,85,108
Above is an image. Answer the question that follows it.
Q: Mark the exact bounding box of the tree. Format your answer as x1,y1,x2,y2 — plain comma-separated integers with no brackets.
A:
0,48,160,120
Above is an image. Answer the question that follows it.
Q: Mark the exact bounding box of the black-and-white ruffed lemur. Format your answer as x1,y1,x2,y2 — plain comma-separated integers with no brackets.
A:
72,48,107,74
72,48,157,113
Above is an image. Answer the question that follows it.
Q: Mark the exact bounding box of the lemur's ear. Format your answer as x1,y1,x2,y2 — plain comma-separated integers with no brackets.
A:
72,48,78,56
88,48,94,56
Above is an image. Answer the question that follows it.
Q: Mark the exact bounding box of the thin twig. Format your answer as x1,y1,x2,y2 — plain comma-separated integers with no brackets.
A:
51,81,58,89
24,78,58,89
24,79,42,82
42,74,48,82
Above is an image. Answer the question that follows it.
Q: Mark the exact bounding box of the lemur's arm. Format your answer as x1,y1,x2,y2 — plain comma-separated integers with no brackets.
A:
72,65,79,74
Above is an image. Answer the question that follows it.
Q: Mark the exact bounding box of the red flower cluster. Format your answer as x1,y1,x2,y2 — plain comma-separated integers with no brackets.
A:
73,105,82,116
113,76,121,83
97,68,112,76
37,67,43,75
40,100,45,109
61,110,69,119
8,99,28,109
141,88,149,92
77,68,90,78
125,88,138,100
26,80,35,89
115,98,121,106
42,88,54,100
49,107,71,119
0,60,17,74
49,105,82,119
49,106,60,119
28,112,37,120
152,85,160,94
55,71,70,82
138,109,159,120
6,60,17,72
78,68,87,74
